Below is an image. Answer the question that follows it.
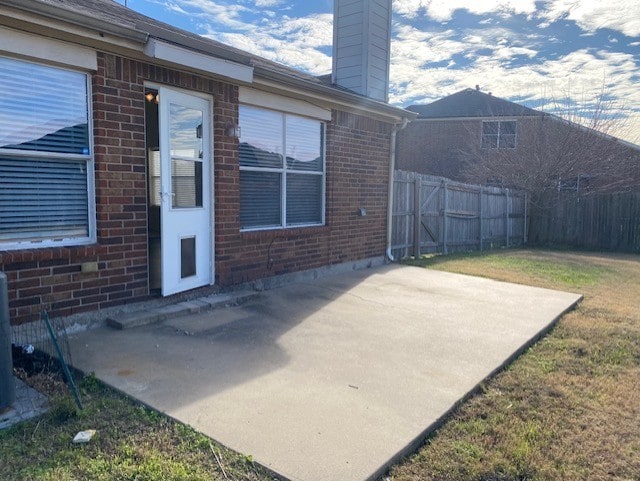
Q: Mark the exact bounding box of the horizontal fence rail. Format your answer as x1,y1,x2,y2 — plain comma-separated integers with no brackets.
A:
392,170,528,260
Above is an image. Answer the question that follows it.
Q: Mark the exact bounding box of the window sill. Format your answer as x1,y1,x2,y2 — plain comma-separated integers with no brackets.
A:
240,225,329,240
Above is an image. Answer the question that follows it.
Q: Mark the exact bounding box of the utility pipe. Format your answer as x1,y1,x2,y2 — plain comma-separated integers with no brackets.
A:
386,116,410,261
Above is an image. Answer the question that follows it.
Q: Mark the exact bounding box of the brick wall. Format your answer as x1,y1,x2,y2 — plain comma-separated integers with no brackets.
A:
1,51,393,325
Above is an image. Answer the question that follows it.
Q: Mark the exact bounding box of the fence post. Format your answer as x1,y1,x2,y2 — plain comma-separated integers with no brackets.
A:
479,186,484,251
505,188,510,248
523,192,528,244
0,272,15,410
443,180,449,254
413,178,421,258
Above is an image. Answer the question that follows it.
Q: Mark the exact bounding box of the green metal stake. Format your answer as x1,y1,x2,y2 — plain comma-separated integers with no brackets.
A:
42,311,83,410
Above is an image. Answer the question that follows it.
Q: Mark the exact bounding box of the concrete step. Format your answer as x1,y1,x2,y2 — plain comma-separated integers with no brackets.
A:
106,291,260,330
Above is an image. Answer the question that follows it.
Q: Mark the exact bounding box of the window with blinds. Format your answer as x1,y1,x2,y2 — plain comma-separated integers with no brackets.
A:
0,56,94,247
239,105,325,230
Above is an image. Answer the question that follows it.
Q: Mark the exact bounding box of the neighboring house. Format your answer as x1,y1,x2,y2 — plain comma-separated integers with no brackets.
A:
0,0,414,325
396,87,640,192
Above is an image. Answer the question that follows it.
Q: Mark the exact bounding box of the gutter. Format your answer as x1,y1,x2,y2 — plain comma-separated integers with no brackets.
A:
386,116,410,262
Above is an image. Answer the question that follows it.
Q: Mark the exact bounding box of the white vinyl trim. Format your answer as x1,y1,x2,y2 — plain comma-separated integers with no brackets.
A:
0,26,97,71
144,39,253,83
239,87,332,121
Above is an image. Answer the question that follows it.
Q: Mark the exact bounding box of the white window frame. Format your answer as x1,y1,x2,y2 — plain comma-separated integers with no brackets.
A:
238,105,326,231
0,56,96,250
481,120,517,149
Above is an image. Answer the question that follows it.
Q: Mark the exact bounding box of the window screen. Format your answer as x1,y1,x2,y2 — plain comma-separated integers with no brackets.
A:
0,56,93,247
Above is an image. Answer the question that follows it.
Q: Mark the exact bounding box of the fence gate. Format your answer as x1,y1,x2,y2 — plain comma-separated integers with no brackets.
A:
392,171,528,260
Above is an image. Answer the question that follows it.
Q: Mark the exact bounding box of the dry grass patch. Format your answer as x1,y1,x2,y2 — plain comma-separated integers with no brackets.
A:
391,249,640,481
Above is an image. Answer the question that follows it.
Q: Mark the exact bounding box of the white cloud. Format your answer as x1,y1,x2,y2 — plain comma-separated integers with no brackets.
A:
540,0,640,37
207,13,333,75
392,25,468,66
393,0,537,22
162,0,251,30
392,0,640,37
253,0,283,6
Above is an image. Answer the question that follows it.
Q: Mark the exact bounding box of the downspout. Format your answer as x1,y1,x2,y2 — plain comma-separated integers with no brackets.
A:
386,116,409,262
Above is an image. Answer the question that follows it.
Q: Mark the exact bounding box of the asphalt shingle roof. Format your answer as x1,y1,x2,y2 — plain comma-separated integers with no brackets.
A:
408,88,542,119
27,0,327,85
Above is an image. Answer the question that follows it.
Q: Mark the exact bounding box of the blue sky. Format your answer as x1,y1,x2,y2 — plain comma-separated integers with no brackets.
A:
120,0,640,143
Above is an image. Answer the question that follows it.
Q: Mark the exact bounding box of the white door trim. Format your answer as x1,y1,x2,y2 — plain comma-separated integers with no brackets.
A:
155,85,214,296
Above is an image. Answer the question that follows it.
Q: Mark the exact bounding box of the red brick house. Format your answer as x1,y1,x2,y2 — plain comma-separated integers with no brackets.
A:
0,0,414,325
396,88,640,192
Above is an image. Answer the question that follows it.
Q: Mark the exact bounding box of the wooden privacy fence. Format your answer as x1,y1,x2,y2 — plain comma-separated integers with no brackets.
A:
392,171,528,259
528,191,640,252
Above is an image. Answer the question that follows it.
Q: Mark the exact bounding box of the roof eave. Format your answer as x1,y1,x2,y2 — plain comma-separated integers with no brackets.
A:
253,66,417,123
2,0,416,122
0,0,149,44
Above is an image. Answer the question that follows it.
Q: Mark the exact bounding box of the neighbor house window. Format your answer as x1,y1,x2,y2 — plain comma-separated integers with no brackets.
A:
238,105,325,230
0,56,94,248
482,120,516,148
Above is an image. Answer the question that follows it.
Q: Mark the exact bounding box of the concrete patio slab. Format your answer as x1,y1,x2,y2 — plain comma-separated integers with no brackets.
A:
0,377,49,430
68,264,581,481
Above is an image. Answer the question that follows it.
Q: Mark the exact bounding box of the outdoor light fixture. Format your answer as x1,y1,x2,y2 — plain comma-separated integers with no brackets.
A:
145,92,159,104
226,123,240,139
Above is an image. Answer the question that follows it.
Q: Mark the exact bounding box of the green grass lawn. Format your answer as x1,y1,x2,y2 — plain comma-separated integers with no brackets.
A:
1,249,638,480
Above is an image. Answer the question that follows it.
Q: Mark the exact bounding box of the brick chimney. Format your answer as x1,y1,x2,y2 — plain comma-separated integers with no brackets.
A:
332,0,392,102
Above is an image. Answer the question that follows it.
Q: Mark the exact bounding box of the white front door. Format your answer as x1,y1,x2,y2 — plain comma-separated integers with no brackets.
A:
158,87,213,296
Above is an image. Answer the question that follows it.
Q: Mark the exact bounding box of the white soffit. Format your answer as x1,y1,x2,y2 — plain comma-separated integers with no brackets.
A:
0,26,97,70
144,39,253,84
239,87,332,121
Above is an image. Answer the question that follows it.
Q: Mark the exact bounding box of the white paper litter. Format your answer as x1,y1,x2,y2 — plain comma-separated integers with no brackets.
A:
72,430,97,444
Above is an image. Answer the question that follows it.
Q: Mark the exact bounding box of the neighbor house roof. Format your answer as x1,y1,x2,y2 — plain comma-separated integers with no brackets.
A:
0,0,414,122
407,87,640,152
407,88,542,119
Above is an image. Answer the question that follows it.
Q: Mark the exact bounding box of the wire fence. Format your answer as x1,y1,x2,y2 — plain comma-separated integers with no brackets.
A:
11,310,82,408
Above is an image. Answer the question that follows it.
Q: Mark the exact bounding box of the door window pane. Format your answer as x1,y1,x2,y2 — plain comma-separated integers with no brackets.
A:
170,104,204,208
170,104,203,159
171,159,203,208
